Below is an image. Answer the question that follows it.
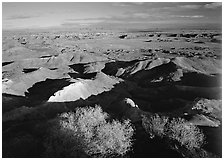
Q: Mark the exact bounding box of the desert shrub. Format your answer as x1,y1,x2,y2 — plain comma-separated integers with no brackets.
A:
165,118,205,150
142,114,168,138
86,119,133,157
44,105,134,157
142,114,205,152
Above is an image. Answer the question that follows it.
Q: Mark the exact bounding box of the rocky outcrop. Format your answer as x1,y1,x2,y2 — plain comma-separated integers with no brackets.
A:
2,67,66,96
48,72,121,102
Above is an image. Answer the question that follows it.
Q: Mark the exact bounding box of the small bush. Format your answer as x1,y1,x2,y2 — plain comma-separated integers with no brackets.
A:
165,118,205,150
44,105,134,157
142,114,168,138
142,114,205,151
86,119,133,157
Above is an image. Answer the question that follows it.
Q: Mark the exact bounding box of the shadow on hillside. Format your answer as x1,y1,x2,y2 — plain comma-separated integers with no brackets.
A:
2,69,222,157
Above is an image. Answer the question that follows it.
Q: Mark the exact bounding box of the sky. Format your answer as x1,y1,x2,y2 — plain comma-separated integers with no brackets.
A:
2,2,222,30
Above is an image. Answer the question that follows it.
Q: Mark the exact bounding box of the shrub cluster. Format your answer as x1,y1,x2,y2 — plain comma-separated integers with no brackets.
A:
142,114,205,150
165,117,205,150
142,114,168,138
44,105,134,157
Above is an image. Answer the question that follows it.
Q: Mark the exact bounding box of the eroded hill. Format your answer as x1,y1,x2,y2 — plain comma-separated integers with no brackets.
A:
2,28,222,157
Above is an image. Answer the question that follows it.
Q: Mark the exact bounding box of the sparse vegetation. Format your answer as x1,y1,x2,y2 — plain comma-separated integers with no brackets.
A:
142,114,205,151
44,105,134,157
142,114,168,138
165,118,205,150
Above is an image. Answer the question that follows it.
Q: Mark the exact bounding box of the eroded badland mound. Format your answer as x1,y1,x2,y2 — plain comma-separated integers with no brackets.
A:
2,28,222,157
